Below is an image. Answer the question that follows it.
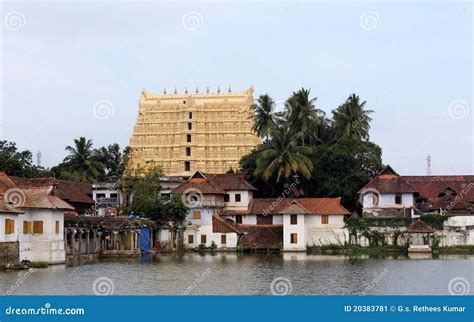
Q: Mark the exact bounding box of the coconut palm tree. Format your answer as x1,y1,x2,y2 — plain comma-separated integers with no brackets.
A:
285,88,324,146
62,137,104,182
332,94,374,141
254,125,314,183
251,94,276,140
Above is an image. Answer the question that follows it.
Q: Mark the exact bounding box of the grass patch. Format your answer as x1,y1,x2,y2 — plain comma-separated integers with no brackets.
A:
30,261,49,268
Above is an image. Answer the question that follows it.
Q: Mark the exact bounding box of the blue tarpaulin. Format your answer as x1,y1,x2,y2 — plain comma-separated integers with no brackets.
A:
140,227,151,253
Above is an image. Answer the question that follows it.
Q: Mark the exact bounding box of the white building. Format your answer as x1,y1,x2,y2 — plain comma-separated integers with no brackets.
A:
172,171,351,251
0,172,74,264
360,165,474,219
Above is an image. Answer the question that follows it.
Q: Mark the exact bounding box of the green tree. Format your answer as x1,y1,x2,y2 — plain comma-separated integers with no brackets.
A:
118,165,164,219
251,94,276,140
332,94,374,141
94,143,129,179
285,88,324,146
54,137,104,182
0,141,45,177
254,125,313,183
308,137,383,211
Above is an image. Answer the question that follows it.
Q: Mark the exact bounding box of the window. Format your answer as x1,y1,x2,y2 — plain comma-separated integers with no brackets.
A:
395,194,402,204
221,235,227,244
187,122,192,130
235,215,242,224
188,111,192,119
184,161,191,171
321,215,329,225
188,235,194,244
110,193,118,199
186,134,192,142
23,221,32,234
235,194,241,202
192,211,201,219
185,147,191,157
257,215,272,225
290,233,298,244
55,221,60,234
290,215,298,225
5,219,14,234
33,221,43,234
201,235,206,244
224,194,230,202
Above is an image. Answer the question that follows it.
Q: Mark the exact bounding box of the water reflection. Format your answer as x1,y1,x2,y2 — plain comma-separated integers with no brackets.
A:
0,253,472,296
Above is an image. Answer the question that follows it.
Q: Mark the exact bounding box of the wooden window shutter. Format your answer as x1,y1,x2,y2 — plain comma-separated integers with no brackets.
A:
33,221,43,234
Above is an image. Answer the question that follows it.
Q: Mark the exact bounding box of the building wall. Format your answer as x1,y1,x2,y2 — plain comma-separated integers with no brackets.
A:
128,87,260,176
362,192,414,208
283,214,306,251
0,213,20,242
224,190,252,210
18,209,65,264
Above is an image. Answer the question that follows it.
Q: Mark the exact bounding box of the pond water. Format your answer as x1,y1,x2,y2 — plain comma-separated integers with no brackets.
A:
1,253,472,295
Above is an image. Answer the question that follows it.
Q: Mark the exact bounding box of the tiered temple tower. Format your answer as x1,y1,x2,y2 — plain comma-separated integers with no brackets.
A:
128,86,260,177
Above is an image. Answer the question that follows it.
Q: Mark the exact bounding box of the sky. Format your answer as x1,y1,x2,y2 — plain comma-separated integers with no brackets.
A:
1,0,472,175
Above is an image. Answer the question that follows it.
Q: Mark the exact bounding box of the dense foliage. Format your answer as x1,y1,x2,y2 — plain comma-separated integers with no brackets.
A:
242,89,383,211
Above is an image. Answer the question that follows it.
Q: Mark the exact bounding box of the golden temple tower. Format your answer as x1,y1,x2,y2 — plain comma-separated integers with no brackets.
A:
128,86,260,177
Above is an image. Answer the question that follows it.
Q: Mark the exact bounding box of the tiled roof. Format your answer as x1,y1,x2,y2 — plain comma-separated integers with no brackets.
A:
250,198,350,215
359,166,416,193
238,225,283,249
404,175,474,209
0,172,76,211
406,219,435,233
0,199,24,214
173,171,256,194
10,176,94,205
212,215,241,234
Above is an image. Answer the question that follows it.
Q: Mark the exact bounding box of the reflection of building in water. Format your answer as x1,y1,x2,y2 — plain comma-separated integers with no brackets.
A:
128,86,260,177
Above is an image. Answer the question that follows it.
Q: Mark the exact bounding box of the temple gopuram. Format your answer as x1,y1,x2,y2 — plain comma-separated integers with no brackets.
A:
128,86,260,177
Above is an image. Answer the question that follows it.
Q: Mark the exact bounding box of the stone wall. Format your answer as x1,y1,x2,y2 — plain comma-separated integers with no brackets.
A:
0,242,19,264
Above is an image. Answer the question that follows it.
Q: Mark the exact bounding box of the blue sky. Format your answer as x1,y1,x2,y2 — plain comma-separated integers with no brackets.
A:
1,1,472,175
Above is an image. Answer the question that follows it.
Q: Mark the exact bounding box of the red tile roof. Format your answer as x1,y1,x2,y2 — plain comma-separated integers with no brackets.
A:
10,176,94,205
406,219,435,233
238,225,283,249
359,166,416,194
173,171,256,195
249,198,350,215
404,176,474,209
0,199,23,214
